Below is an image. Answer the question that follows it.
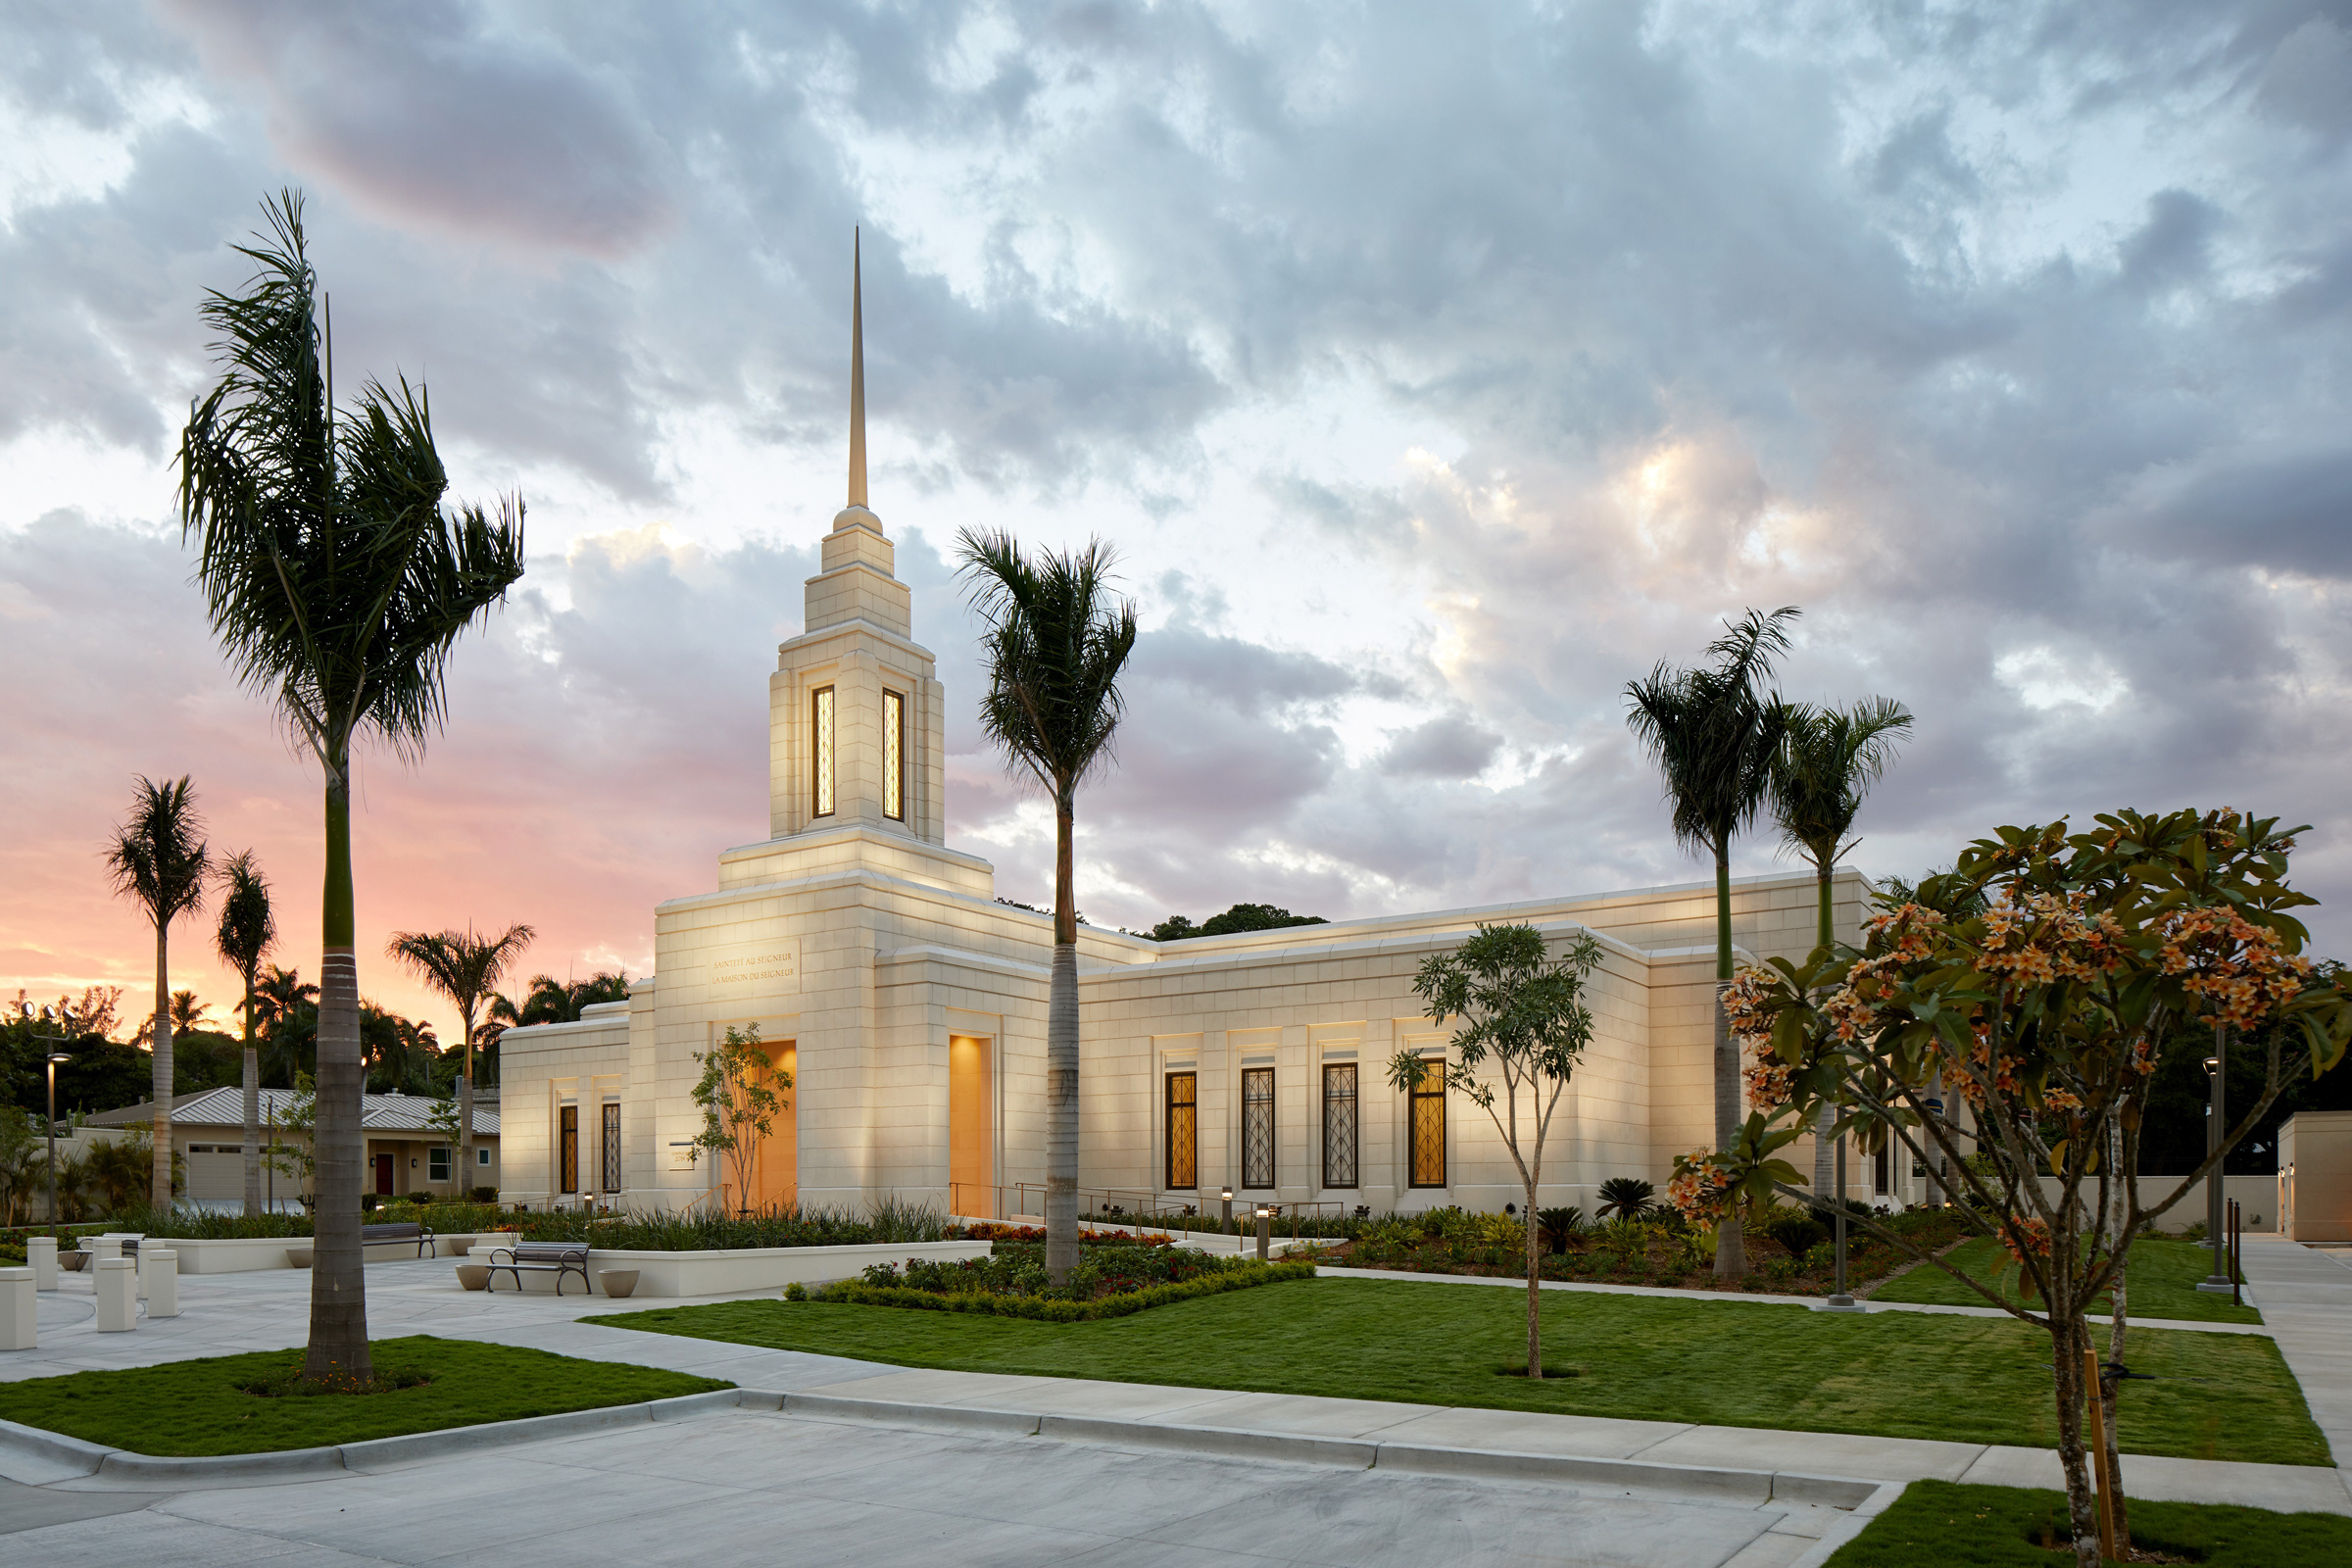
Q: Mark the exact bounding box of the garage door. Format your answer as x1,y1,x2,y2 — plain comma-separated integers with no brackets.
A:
185,1145,244,1202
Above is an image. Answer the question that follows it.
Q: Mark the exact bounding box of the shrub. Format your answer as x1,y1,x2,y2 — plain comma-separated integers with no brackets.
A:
1596,1176,1655,1220
820,1260,1313,1321
409,1190,434,1205
469,1186,498,1203
1536,1206,1584,1253
361,1193,379,1213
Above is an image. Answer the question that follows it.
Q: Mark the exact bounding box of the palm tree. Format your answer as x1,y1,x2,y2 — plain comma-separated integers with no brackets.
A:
177,191,525,1384
253,964,318,1087
387,923,532,1182
104,774,212,1209
170,991,212,1034
216,850,277,1214
1769,697,1913,1204
956,528,1139,1285
1624,606,1797,1280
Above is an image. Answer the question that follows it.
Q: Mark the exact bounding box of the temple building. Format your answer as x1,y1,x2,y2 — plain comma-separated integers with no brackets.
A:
498,252,1875,1222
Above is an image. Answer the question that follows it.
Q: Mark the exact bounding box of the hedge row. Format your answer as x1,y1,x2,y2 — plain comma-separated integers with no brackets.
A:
816,1259,1316,1322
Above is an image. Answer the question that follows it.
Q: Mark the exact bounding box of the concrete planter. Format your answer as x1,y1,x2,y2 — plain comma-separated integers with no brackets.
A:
286,1247,313,1268
463,1238,994,1298
596,1269,640,1299
149,1233,508,1274
59,1251,88,1273
454,1263,491,1291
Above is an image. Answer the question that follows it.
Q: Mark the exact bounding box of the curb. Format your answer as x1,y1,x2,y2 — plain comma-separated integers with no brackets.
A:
0,1388,753,1492
771,1392,1880,1506
1784,1478,1910,1568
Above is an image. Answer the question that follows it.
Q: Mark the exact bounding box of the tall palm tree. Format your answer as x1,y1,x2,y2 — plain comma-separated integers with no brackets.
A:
170,991,212,1034
386,923,533,1182
956,528,1139,1285
104,774,212,1209
1624,606,1797,1280
1769,696,1913,1204
216,850,277,1214
177,190,524,1384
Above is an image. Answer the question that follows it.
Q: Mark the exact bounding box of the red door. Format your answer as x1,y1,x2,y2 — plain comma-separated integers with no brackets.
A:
373,1152,395,1196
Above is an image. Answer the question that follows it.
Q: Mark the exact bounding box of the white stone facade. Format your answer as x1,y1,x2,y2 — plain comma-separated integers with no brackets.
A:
500,480,1876,1222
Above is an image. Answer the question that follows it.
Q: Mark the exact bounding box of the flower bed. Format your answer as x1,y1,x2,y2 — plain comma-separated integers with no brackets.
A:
1333,1205,1977,1296
814,1246,1314,1322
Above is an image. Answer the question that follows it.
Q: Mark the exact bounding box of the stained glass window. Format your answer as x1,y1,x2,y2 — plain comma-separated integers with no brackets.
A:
811,686,836,816
1322,1063,1357,1189
883,689,905,820
1242,1067,1274,1189
559,1104,579,1195
1409,1060,1446,1188
1165,1072,1197,1190
602,1102,622,1194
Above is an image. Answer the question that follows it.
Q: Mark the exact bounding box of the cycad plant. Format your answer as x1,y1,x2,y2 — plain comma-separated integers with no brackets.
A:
177,190,524,1383
956,528,1138,1285
387,923,532,1183
104,774,212,1208
215,850,277,1214
1769,696,1912,1202
1624,606,1797,1279
1595,1175,1655,1221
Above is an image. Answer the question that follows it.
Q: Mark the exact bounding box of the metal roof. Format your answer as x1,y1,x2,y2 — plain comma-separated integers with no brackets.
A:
86,1086,498,1137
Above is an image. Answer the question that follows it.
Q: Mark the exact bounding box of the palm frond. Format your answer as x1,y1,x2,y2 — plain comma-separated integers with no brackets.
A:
215,849,277,980
1769,695,1915,870
104,775,212,927
955,526,1139,800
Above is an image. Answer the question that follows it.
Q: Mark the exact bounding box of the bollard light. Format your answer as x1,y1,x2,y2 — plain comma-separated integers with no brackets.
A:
1254,1204,1272,1261
1220,1186,1234,1234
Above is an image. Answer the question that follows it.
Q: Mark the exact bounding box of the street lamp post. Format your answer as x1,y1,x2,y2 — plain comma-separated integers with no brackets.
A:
2198,1027,2232,1293
43,1050,73,1225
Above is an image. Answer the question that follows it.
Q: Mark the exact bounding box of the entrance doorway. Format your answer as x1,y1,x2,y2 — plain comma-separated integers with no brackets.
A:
950,1034,993,1217
747,1042,798,1212
373,1152,394,1196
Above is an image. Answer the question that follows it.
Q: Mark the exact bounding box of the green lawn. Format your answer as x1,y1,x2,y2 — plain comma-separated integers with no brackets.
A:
1826,1479,2352,1566
590,1277,2328,1466
1872,1237,2260,1325
0,1336,731,1455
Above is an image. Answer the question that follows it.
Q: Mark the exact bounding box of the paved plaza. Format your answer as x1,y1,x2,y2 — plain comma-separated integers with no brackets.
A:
1,1243,2348,1565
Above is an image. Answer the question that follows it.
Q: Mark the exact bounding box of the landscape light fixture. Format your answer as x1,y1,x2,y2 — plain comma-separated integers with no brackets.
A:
1220,1186,1234,1232
1254,1204,1272,1261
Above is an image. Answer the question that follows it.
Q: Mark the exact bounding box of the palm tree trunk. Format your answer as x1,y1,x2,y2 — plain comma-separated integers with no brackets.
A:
1811,861,1835,1206
305,766,371,1384
459,1001,475,1198
243,972,261,1216
1711,849,1747,1279
152,921,174,1210
1045,792,1080,1286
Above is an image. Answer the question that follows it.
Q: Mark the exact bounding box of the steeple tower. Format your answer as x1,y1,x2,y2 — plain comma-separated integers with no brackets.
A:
766,231,946,846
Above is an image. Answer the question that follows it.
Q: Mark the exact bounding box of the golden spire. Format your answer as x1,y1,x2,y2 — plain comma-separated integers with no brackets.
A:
848,227,866,509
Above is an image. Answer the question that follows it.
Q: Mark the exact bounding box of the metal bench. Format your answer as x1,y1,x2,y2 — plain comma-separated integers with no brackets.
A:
484,1240,591,1295
361,1220,437,1258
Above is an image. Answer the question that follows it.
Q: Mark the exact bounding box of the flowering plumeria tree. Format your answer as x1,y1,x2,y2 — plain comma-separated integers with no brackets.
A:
1670,809,2348,1568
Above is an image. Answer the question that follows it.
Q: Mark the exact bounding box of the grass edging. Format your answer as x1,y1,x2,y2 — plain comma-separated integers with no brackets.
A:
816,1259,1316,1321
1823,1478,2352,1565
0,1337,733,1457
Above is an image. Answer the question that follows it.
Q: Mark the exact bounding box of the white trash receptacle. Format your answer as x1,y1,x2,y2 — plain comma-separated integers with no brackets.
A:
26,1236,58,1292
95,1257,136,1332
141,1248,178,1318
0,1267,33,1349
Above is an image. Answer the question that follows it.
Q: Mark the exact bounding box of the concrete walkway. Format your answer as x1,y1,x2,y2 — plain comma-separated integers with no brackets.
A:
2236,1237,2352,1500
1318,1264,2277,1336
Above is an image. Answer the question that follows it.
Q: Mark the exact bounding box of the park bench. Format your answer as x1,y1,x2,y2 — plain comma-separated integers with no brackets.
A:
361,1220,436,1258
483,1240,592,1295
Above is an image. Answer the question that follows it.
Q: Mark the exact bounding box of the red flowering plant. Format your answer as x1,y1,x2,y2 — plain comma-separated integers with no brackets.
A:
1672,808,2348,1568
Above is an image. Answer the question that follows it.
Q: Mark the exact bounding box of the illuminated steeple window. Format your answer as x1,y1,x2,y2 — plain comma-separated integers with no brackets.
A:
883,689,905,820
811,686,836,817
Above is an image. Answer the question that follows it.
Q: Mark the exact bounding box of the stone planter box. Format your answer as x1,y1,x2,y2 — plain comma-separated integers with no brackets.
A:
454,1263,491,1291
463,1238,994,1298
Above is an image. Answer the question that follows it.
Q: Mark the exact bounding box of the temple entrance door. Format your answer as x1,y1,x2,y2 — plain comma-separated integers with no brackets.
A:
950,1034,993,1217
750,1042,798,1213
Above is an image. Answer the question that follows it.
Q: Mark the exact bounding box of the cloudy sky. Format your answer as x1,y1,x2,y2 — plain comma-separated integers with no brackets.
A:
5,0,2350,1038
